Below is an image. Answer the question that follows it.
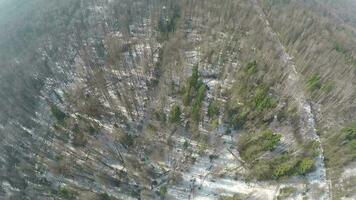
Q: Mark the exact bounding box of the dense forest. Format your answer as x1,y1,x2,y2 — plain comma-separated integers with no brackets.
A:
0,0,355,199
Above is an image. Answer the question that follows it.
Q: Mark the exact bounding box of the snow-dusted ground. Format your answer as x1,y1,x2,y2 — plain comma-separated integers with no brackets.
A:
168,132,281,200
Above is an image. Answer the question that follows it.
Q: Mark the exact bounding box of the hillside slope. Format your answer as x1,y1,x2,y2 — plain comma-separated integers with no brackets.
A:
0,0,355,199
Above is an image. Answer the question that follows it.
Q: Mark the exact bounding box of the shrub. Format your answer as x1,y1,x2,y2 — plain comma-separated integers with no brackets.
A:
211,119,219,129
191,85,206,122
250,160,272,180
51,105,66,123
303,141,320,157
180,67,208,123
227,60,278,129
249,152,316,180
350,140,356,150
159,185,167,197
273,162,294,178
260,129,281,151
229,110,247,130
253,87,277,112
306,74,322,92
147,123,157,132
239,129,281,161
169,105,181,123
98,193,115,200
324,123,356,170
343,124,356,141
208,101,219,118
89,126,97,135
196,84,207,103
183,140,189,149
296,157,314,175
242,144,264,161
154,110,167,123
189,66,200,90
272,156,315,179
277,187,297,200
334,42,347,54
182,90,191,106
244,60,258,75
182,66,203,106
321,81,334,93
191,102,202,122
158,3,181,34
73,131,87,147
219,195,242,200
125,134,134,147
117,131,134,147
58,186,77,200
